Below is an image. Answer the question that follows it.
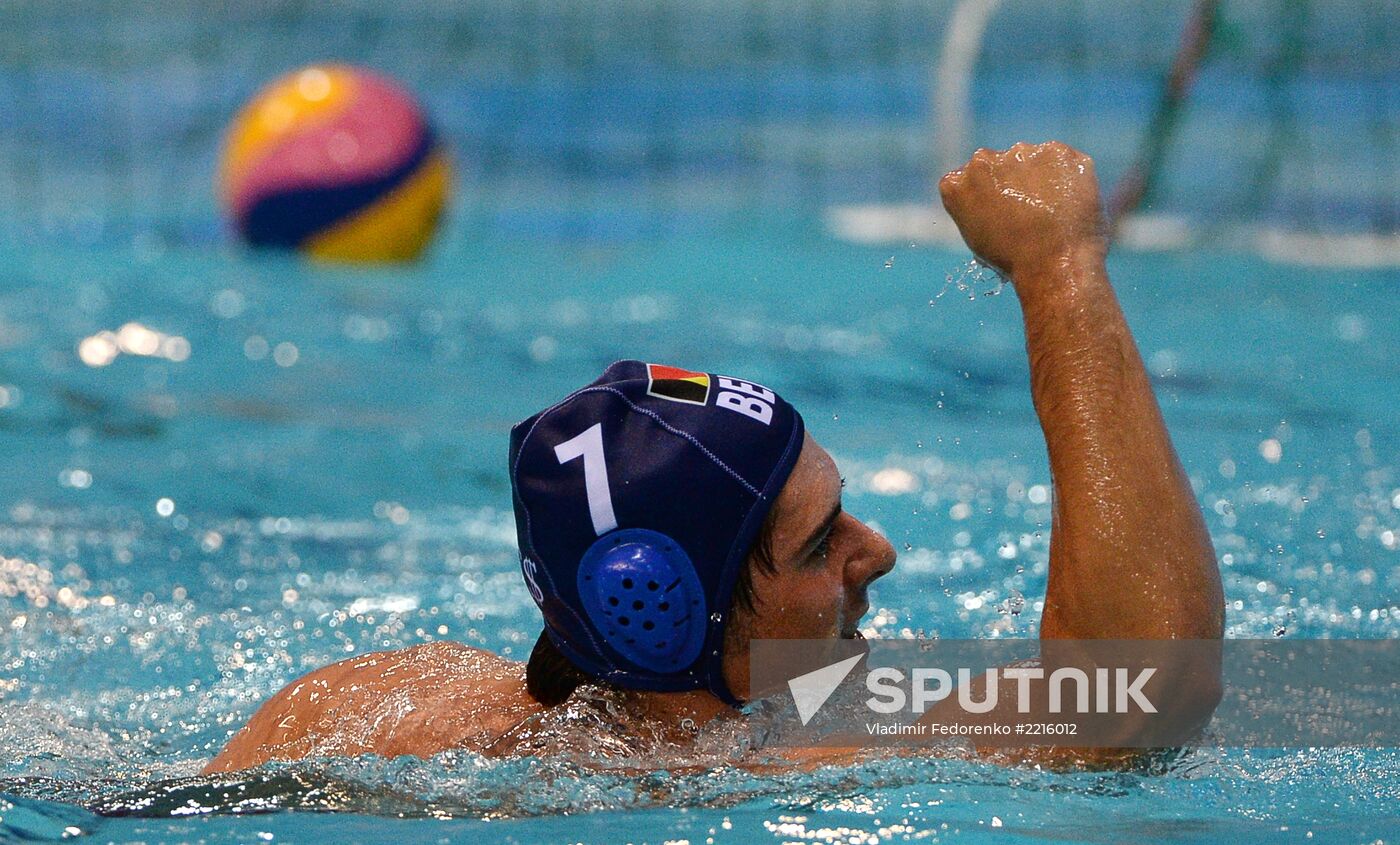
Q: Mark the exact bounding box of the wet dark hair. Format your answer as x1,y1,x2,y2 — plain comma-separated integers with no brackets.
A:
525,503,782,707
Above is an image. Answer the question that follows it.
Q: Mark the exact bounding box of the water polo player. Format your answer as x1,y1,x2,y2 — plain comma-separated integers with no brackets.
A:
204,142,1224,773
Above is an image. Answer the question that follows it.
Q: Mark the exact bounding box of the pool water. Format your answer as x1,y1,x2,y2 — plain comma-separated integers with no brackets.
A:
1,228,1398,843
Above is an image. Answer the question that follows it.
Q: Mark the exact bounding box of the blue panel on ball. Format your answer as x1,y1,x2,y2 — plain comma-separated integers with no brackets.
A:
241,127,436,249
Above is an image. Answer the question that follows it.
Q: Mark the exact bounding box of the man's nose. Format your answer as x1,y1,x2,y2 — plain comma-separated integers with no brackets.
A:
845,516,897,591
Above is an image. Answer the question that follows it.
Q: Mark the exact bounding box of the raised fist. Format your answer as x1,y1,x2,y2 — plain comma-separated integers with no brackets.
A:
939,142,1106,281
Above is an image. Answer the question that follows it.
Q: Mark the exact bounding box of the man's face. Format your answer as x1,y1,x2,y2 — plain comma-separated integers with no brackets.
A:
722,433,897,699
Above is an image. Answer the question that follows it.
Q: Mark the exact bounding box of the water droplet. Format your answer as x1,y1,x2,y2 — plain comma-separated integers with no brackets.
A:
883,256,895,269
999,592,1025,616
903,543,913,551
709,612,723,624
1273,625,1287,637
1316,529,1326,539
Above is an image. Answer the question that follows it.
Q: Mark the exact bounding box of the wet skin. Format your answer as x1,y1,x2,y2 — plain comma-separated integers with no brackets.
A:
202,433,893,772
204,141,1224,774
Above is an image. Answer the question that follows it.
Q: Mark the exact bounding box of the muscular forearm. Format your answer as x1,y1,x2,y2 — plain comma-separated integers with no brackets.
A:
937,143,1223,767
1015,246,1223,641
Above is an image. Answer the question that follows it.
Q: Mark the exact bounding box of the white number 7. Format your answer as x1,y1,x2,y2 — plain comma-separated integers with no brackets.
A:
554,423,618,536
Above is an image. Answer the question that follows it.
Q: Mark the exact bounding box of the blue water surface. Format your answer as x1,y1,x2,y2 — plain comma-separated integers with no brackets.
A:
1,227,1398,843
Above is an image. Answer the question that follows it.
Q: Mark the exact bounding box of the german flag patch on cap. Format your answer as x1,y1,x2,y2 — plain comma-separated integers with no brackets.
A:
646,363,710,405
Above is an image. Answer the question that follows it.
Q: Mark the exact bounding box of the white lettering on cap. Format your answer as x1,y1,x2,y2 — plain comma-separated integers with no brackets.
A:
715,376,775,425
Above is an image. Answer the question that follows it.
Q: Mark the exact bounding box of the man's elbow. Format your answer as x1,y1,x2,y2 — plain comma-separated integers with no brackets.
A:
1146,643,1223,747
1060,673,1222,772
1176,668,1222,732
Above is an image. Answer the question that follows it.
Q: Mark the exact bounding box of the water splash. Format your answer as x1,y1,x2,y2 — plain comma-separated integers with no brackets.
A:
0,741,1261,825
998,591,1026,616
932,259,1008,303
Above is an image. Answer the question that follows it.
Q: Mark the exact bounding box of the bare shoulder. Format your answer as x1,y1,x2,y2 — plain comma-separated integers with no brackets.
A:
203,642,541,774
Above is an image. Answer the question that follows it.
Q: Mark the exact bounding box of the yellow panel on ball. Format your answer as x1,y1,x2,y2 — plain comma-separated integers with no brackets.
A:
305,152,453,263
218,65,451,262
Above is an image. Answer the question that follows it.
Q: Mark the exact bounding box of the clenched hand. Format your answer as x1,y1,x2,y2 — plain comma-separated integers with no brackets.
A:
939,142,1106,287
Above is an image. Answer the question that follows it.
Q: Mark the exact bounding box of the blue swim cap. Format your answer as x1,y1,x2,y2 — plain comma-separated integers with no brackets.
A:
509,360,805,705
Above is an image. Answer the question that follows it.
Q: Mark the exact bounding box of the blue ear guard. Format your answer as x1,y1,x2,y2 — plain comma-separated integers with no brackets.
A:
577,528,707,674
510,360,805,702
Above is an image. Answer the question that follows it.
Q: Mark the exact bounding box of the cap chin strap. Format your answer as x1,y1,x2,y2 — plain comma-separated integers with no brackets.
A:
707,667,746,709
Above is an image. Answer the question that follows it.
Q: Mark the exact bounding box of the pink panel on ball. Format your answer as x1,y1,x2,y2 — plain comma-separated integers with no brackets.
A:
228,72,429,222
